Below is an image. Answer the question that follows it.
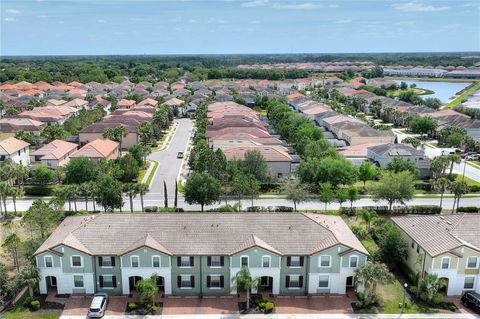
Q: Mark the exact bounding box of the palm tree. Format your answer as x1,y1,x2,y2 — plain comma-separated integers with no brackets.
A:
19,265,40,297
359,210,377,231
88,181,98,212
448,154,461,176
9,187,24,216
64,184,79,212
435,177,449,208
14,164,29,188
355,263,394,305
103,125,128,155
78,183,91,211
137,183,148,212
420,274,446,303
449,180,469,214
123,183,139,213
231,266,259,310
0,182,10,217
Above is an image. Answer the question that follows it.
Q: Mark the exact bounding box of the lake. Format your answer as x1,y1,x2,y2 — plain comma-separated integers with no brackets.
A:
395,80,472,103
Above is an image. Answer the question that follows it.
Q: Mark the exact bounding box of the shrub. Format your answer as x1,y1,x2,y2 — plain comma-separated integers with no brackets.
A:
419,291,428,302
144,206,158,212
128,302,137,311
274,206,293,212
432,293,444,305
151,305,159,314
24,185,55,196
469,185,480,192
362,205,441,215
457,206,479,213
30,300,40,311
356,291,365,301
216,204,236,212
414,181,432,191
263,301,274,313
408,286,418,295
22,297,34,309
351,226,369,240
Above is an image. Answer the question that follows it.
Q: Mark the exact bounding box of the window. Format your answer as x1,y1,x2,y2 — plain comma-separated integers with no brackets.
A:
411,240,414,248
210,256,221,267
287,275,302,289
99,275,117,288
131,256,139,268
44,256,53,268
73,275,84,288
349,256,359,268
262,256,271,268
241,256,249,268
71,256,83,268
318,275,329,288
319,255,331,268
152,256,161,268
208,275,223,289
467,256,478,269
464,277,475,290
441,257,450,269
99,256,115,267
180,256,192,267
179,275,194,288
417,244,420,253
290,256,301,267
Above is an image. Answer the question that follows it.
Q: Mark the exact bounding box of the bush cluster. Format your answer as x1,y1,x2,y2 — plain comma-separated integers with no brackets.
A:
457,206,479,213
362,205,441,215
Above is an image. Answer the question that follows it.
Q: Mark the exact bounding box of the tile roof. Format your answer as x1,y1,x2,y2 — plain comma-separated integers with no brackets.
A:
35,213,368,256
391,214,480,257
31,140,78,160
223,146,292,162
70,139,118,159
0,137,30,155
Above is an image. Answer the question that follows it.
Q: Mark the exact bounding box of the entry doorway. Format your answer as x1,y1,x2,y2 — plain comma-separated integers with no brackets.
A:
128,276,143,292
156,276,165,292
259,276,273,293
346,276,354,287
46,276,58,294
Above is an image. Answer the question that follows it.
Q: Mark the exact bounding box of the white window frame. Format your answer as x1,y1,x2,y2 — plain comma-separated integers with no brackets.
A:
319,255,332,268
290,256,301,268
100,256,113,268
441,256,450,269
71,255,83,268
262,256,271,268
44,255,54,268
288,275,301,289
180,275,193,289
466,256,479,269
318,275,330,288
349,255,359,268
210,256,221,268
101,274,115,289
130,255,140,268
209,274,222,289
240,255,249,268
73,275,84,288
152,255,161,268
464,276,476,290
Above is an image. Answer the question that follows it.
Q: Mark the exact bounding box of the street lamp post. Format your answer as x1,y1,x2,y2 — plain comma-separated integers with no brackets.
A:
402,282,408,314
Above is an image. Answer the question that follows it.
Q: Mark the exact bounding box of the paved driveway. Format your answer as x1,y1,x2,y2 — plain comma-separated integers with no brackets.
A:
162,295,239,315
61,295,126,317
148,118,193,197
273,294,354,314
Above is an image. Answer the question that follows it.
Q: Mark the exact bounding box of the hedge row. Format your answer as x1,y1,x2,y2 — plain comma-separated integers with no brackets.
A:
361,205,442,215
24,185,56,196
144,206,184,212
457,206,479,213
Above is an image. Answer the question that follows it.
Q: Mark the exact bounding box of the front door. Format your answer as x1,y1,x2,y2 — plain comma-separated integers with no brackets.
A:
50,276,57,287
346,276,354,287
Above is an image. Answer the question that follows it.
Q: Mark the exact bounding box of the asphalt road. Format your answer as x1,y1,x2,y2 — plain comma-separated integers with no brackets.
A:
147,118,193,197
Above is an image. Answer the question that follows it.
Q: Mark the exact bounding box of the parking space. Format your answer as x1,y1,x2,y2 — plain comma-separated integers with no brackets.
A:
60,295,127,317
161,295,239,315
272,294,355,314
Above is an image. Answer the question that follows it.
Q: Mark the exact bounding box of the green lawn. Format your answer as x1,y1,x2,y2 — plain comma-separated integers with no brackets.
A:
388,87,434,97
455,174,480,187
446,81,480,108
137,162,149,183
2,310,59,319
144,160,159,187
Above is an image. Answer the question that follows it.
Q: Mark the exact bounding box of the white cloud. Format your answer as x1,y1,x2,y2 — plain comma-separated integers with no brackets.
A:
4,17,17,22
188,19,197,23
5,9,21,14
249,20,261,24
241,0,268,7
98,19,106,23
328,4,339,8
393,2,449,12
335,19,351,24
272,2,323,9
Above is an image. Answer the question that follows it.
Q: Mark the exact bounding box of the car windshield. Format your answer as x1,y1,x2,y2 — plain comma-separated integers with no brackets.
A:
89,307,100,312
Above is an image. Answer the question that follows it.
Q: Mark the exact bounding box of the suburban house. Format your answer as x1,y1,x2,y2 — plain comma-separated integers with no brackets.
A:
367,143,431,178
17,106,78,125
117,99,136,109
0,118,44,139
30,140,78,169
392,215,480,296
70,139,119,163
35,213,368,296
0,137,30,165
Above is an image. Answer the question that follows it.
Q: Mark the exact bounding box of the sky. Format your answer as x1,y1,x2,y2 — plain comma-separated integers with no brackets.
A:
1,0,479,56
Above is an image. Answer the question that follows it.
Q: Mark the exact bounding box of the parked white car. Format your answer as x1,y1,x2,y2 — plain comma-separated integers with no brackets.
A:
88,293,108,318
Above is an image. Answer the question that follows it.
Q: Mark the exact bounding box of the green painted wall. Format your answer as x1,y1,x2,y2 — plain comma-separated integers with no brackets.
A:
121,247,170,268
231,248,281,268
279,256,307,294
200,256,230,294
171,256,201,294
94,256,123,294
310,246,343,273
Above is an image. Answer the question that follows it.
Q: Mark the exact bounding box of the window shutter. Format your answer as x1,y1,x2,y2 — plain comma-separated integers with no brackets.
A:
177,276,181,288
207,256,211,267
300,256,304,267
177,256,181,266
207,276,211,288
99,276,104,288
98,256,103,267
220,256,224,266
220,276,224,288
190,256,194,267
299,276,303,288
286,257,291,267
112,276,117,288
191,275,195,288
285,276,290,288
111,257,116,267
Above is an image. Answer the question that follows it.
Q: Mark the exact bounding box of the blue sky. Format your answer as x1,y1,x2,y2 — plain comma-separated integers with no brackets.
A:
1,0,479,55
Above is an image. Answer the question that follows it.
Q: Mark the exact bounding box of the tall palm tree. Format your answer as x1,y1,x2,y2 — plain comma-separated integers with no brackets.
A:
435,177,449,208
87,181,98,212
448,154,461,176
19,265,40,297
9,187,24,216
0,182,10,217
231,266,258,310
123,183,139,213
137,183,148,212
449,180,469,214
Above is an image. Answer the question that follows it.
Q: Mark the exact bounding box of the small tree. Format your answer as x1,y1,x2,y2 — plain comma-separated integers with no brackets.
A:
32,165,55,185
419,274,446,303
22,200,60,240
136,275,158,305
318,182,334,211
377,226,408,264
358,210,377,231
19,265,40,297
232,266,258,310
184,172,221,212
347,186,360,210
358,161,378,189
355,263,394,305
335,188,348,208
280,180,308,212
368,171,415,212
2,233,21,272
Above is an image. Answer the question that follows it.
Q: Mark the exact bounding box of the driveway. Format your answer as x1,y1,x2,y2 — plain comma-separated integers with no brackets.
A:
147,118,194,197
162,295,239,315
272,294,355,314
61,295,127,317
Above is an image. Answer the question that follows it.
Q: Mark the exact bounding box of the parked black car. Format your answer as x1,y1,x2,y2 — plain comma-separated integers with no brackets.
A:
461,291,480,314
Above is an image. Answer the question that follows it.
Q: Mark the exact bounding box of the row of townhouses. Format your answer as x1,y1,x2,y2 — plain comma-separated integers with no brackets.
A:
35,213,368,296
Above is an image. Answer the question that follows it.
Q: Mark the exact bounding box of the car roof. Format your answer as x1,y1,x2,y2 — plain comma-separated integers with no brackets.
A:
90,296,105,308
467,292,480,299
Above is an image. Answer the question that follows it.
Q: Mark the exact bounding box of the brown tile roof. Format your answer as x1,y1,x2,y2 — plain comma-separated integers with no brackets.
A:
70,139,118,159
138,98,158,107
31,140,78,160
35,213,368,256
0,118,44,132
0,137,30,155
223,146,292,162
391,214,480,257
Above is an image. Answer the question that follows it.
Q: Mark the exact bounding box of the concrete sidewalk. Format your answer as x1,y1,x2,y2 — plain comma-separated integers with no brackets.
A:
60,312,480,319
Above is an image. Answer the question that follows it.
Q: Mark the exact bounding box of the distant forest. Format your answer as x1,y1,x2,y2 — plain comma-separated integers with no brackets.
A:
1,52,478,84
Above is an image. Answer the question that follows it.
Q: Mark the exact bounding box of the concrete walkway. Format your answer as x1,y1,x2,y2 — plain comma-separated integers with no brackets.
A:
60,313,480,319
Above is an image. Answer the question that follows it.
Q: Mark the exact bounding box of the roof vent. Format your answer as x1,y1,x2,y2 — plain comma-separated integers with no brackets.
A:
183,226,187,230
446,221,452,225
440,216,445,220
289,226,292,230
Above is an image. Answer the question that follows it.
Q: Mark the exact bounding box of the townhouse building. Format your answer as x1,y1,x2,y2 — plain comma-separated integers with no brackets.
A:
392,214,480,296
35,213,368,296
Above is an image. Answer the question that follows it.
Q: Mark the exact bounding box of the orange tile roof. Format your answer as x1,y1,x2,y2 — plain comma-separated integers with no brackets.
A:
0,137,30,155
70,139,119,159
31,140,78,160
